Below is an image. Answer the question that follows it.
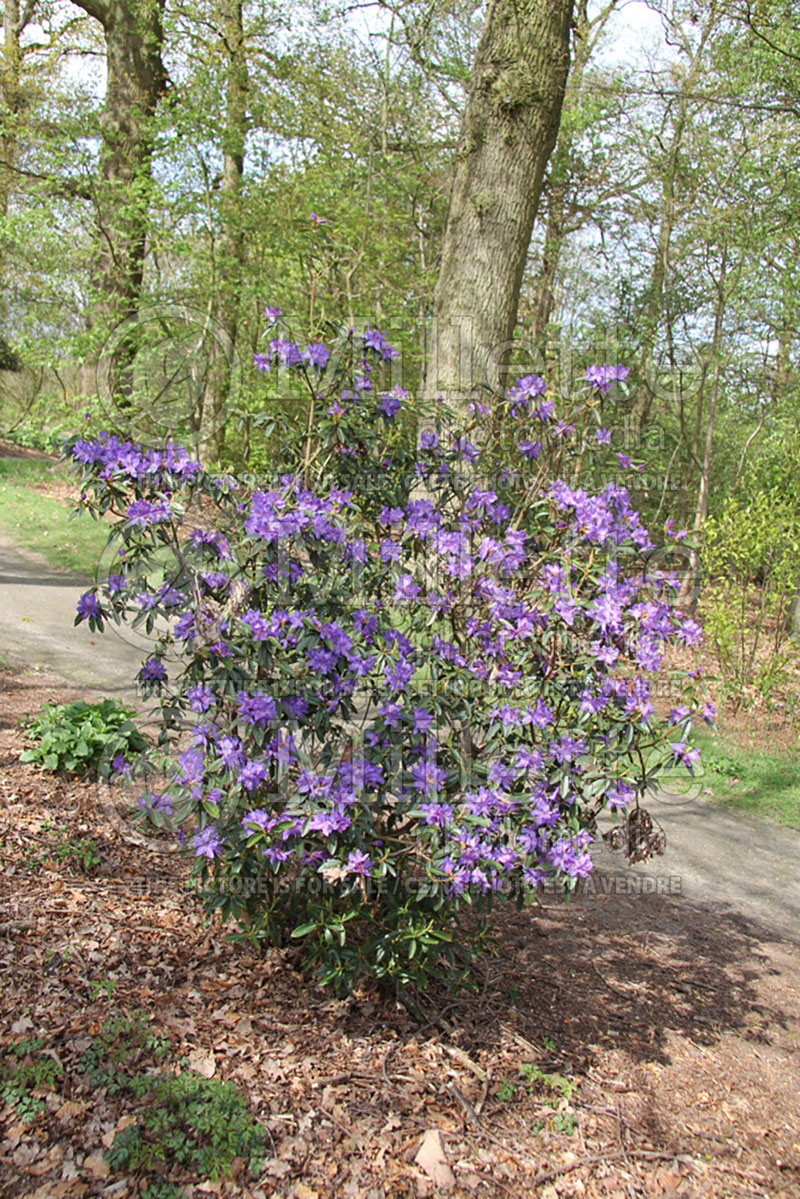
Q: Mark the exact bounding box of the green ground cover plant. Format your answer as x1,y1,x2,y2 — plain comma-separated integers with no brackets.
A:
21,698,149,777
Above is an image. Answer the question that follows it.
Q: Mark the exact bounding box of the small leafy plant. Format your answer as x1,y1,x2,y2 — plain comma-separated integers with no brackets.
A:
496,1060,577,1111
20,698,148,777
1,1037,63,1122
28,818,101,873
107,1072,265,1181
76,1013,171,1094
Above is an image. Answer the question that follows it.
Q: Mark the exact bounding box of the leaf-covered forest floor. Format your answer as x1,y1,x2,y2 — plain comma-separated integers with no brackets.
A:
2,665,800,1199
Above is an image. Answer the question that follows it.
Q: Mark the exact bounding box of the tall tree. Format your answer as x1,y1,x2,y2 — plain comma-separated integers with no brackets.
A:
0,0,35,360
71,0,167,396
425,0,574,402
526,0,620,361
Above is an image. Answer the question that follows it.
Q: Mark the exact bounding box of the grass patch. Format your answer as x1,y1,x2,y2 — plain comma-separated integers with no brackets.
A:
693,723,800,829
0,457,108,577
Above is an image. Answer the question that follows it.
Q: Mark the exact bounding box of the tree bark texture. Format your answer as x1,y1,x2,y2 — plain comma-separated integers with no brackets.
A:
72,0,167,398
200,0,248,460
426,0,574,403
0,0,28,328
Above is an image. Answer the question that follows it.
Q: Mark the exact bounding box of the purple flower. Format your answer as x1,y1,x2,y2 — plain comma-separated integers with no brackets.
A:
410,758,446,796
76,591,102,622
304,342,330,369
379,385,407,419
237,691,277,725
671,740,700,768
606,781,635,811
596,427,612,445
380,701,403,729
420,802,453,828
508,374,547,410
346,849,373,877
265,305,281,322
270,338,303,367
128,498,173,527
394,574,420,601
242,808,275,834
585,364,629,395
239,758,269,791
193,825,223,859
384,658,414,692
451,436,479,463
412,707,434,734
111,752,130,777
186,684,213,712
283,695,308,720
138,791,172,815
139,657,167,683
677,618,702,646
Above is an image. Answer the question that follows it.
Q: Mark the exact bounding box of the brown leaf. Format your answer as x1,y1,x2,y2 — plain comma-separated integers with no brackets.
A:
82,1154,110,1179
188,1047,216,1078
414,1130,455,1191
57,1100,86,1123
263,1158,292,1178
13,1141,43,1169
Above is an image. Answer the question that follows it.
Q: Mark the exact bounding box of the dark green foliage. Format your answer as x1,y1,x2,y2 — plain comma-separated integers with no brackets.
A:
73,1014,264,1189
0,335,21,372
1,1037,63,1123
20,699,148,777
107,1073,265,1181
76,1014,171,1093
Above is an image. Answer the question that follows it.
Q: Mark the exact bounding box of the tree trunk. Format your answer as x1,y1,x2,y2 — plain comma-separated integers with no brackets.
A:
425,0,574,404
528,0,617,361
201,0,248,462
0,0,29,338
72,0,167,403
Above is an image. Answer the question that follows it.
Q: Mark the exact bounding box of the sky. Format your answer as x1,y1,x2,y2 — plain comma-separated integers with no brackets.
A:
594,0,671,69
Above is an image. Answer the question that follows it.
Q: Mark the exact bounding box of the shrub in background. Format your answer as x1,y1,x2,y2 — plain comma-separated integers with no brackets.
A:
65,316,707,993
21,698,148,777
703,486,800,709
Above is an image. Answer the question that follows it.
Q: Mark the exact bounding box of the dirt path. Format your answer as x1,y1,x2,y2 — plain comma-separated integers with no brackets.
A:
0,536,144,703
1,535,799,945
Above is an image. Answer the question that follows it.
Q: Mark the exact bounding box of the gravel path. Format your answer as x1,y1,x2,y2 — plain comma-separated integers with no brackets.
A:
2,534,799,944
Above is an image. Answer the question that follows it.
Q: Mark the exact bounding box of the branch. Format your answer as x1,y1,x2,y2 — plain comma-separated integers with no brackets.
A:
15,0,37,35
69,0,109,26
0,159,92,202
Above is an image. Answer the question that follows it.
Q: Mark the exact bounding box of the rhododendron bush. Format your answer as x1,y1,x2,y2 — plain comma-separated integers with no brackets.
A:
67,314,707,993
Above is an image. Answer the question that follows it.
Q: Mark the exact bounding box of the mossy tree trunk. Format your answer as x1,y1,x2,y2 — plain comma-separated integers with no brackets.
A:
425,0,574,404
73,0,167,403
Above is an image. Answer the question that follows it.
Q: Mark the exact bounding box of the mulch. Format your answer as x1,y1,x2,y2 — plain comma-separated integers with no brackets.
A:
1,665,800,1199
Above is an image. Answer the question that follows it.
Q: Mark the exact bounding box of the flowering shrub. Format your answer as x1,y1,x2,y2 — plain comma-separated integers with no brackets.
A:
67,316,707,993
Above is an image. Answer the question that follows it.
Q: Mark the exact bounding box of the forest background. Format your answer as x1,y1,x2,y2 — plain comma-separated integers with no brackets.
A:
3,0,800,762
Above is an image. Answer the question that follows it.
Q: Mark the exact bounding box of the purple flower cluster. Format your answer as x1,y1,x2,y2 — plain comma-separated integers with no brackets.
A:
585,364,630,395
69,434,201,484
